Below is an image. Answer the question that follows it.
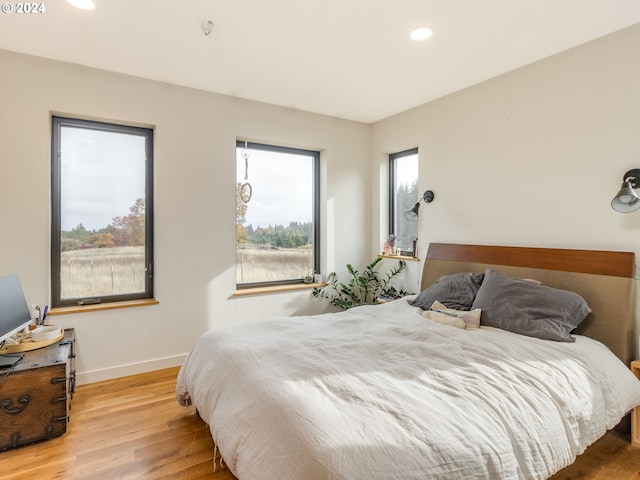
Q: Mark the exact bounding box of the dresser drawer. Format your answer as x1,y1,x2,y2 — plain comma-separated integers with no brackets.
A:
0,365,69,449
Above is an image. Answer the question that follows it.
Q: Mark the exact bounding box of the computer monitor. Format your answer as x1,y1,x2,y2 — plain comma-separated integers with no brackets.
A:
0,274,33,346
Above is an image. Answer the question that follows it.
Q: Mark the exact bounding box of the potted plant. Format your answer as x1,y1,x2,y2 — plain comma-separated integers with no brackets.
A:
312,257,409,309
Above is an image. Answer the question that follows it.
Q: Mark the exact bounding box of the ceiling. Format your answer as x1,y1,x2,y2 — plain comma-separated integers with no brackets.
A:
2,1,640,123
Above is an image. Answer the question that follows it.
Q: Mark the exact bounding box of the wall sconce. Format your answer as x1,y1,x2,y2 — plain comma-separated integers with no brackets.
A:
611,169,640,213
405,190,435,221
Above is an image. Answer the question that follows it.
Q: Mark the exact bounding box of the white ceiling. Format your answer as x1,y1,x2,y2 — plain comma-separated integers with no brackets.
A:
2,1,640,123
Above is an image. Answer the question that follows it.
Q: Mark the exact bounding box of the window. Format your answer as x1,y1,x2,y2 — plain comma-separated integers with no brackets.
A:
236,140,319,288
389,148,419,255
51,116,154,307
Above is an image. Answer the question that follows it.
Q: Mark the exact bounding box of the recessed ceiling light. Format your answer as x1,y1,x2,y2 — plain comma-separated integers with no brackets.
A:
410,27,433,41
66,0,95,9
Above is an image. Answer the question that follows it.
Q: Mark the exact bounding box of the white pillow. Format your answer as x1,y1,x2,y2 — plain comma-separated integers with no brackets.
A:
430,300,481,328
421,309,466,329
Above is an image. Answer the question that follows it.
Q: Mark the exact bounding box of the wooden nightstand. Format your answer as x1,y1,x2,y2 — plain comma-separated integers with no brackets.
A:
632,360,640,447
0,329,75,450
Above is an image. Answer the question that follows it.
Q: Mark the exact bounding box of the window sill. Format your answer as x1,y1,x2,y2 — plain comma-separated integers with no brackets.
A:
48,298,159,316
378,254,420,262
234,283,326,297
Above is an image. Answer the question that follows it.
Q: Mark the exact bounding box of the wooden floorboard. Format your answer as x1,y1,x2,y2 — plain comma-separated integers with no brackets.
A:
0,367,234,480
0,366,639,479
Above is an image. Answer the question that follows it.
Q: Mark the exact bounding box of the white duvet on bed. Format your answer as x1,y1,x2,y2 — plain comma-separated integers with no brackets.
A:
176,298,640,480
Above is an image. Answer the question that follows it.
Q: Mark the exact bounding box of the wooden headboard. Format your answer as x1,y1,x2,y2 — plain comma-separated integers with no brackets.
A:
421,243,636,364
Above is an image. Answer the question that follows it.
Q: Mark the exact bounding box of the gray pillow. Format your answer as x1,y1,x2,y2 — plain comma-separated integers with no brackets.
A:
471,268,591,342
409,272,485,311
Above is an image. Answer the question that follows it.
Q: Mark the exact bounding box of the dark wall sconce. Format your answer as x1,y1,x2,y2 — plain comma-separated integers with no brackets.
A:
611,169,640,213
405,190,435,221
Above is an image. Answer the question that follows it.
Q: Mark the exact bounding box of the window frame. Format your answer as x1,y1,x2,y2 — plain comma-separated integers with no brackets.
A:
235,140,320,289
388,147,419,254
51,116,155,308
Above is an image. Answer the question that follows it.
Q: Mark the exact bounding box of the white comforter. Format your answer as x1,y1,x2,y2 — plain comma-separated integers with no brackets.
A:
176,298,640,480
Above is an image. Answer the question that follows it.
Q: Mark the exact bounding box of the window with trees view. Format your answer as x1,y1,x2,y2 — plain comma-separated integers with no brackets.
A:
236,141,319,287
389,148,419,254
51,116,154,307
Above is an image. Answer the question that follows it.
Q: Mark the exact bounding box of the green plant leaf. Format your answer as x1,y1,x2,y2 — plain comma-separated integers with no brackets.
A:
313,258,408,310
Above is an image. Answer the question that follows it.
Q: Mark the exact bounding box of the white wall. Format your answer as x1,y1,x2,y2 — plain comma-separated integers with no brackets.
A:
0,50,371,384
3,23,640,383
371,24,640,351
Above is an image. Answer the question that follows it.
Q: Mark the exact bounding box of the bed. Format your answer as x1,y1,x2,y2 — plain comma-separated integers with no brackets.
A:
176,243,640,479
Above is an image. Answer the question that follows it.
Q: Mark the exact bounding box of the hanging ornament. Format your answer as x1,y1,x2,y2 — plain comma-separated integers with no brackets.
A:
241,143,250,180
240,183,252,204
240,141,252,204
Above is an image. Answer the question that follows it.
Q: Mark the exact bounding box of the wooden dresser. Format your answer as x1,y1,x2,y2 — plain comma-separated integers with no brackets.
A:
0,329,75,451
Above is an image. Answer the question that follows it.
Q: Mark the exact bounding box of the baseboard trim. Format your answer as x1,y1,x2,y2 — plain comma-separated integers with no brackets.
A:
76,353,187,385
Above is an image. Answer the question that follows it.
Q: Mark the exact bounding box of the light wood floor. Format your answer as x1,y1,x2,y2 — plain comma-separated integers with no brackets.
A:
1,367,639,479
